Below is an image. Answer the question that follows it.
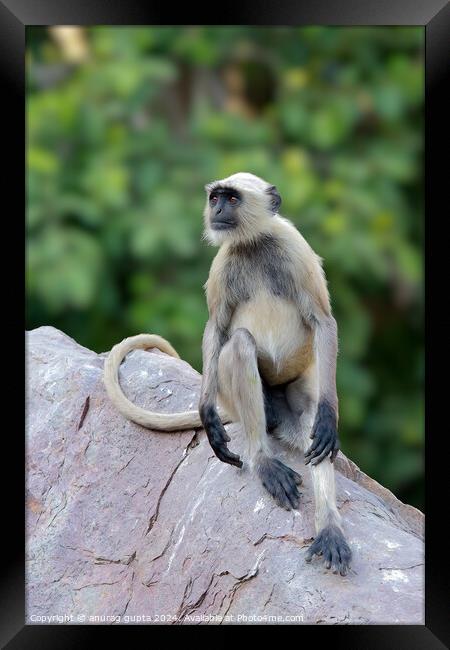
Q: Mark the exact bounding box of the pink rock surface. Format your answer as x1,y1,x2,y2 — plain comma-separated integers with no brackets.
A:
26,326,424,625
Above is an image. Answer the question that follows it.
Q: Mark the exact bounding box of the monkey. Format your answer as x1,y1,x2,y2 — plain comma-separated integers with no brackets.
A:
103,172,352,576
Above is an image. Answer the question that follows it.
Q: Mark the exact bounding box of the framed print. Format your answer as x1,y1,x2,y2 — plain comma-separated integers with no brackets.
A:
3,0,448,646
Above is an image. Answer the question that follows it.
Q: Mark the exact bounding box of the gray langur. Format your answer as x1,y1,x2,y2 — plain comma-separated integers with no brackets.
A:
103,171,352,575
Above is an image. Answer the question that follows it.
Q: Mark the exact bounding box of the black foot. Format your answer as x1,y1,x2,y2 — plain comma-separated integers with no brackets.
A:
258,457,302,510
305,524,352,576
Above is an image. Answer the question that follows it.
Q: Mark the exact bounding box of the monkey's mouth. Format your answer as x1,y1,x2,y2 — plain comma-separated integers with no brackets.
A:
210,220,236,230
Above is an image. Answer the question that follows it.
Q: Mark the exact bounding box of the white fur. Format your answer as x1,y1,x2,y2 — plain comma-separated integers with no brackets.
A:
103,333,230,430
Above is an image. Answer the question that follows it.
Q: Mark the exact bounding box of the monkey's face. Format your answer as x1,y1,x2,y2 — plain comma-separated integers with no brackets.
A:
203,172,282,246
208,187,241,232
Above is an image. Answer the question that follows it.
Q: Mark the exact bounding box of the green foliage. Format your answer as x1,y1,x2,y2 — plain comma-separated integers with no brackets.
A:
26,26,424,508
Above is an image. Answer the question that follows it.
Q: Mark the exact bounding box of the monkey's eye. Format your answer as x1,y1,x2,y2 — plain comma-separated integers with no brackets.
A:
229,196,238,204
210,195,218,204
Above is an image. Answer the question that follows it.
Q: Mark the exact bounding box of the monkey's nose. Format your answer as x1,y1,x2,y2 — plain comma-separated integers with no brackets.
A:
216,207,222,215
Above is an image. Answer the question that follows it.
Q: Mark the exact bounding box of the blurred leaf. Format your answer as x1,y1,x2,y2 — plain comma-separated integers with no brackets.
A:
26,25,424,509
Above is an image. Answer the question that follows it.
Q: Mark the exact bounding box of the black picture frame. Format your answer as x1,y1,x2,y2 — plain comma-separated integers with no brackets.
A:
6,0,449,646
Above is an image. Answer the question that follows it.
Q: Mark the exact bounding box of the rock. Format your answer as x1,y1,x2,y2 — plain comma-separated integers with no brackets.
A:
26,326,424,625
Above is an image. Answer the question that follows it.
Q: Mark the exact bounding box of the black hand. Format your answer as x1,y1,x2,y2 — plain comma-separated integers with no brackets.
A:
199,403,242,468
305,400,339,466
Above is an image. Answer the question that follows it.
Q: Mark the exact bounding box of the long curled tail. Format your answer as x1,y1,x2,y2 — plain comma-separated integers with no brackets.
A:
103,334,230,431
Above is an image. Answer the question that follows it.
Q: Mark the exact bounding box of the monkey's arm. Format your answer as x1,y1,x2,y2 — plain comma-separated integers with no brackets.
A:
199,319,243,468
304,315,340,466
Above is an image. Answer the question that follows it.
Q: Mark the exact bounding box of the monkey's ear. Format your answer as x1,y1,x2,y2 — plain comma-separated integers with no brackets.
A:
267,185,282,213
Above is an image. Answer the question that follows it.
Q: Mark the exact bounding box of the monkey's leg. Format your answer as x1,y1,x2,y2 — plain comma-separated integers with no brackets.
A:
263,382,301,444
218,328,302,510
261,380,284,433
286,371,352,575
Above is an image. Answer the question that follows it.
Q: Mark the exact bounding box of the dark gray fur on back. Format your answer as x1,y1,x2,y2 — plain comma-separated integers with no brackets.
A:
223,233,297,305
